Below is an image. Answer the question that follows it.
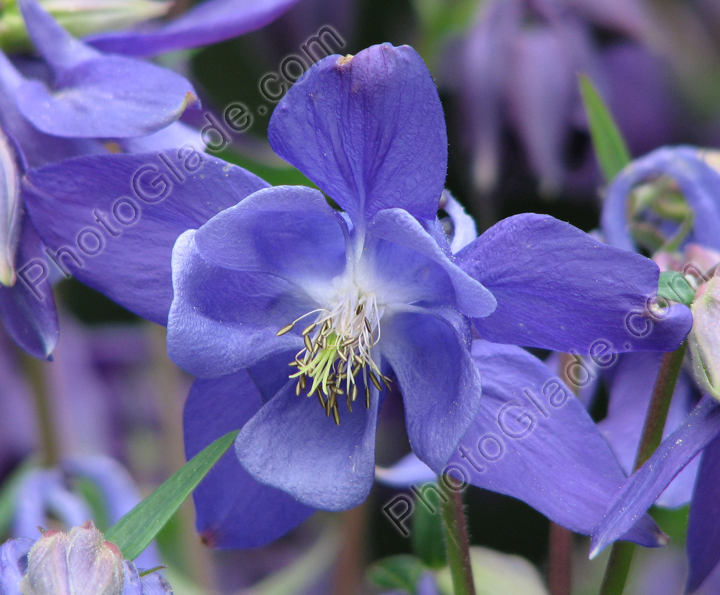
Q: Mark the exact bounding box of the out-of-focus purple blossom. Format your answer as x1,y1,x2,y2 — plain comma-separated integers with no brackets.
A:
456,0,678,199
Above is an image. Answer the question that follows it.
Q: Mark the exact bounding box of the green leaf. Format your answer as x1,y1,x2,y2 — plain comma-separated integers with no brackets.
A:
578,74,631,183
105,429,239,560
412,483,447,568
658,271,696,306
367,555,427,594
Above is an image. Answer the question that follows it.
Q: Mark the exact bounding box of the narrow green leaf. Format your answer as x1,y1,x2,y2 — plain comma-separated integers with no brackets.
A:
105,429,239,560
578,74,631,183
367,555,427,594
658,271,696,306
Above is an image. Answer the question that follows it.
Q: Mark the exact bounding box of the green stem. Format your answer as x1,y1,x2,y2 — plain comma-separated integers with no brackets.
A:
439,481,475,595
599,342,688,595
19,351,59,467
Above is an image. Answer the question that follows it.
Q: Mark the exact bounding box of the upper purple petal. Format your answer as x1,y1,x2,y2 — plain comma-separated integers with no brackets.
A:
602,146,720,253
23,152,268,325
448,341,665,546
591,395,720,558
85,0,301,58
185,371,314,548
458,213,692,354
268,43,447,227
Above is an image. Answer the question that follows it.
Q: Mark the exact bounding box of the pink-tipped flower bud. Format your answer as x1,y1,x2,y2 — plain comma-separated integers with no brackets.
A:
19,521,124,595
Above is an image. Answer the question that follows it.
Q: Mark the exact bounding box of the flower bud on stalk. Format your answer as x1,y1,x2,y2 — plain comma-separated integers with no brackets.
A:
19,521,125,595
689,273,720,401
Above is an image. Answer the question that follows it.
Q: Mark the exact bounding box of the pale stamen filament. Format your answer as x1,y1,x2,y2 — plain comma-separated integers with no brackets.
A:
276,292,391,425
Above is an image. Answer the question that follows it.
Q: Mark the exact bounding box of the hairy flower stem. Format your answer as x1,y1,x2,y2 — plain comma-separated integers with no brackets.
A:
599,342,688,595
548,523,572,595
440,481,476,595
20,351,59,467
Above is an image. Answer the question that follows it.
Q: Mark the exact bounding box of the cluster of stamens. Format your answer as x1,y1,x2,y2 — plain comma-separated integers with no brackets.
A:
276,293,391,425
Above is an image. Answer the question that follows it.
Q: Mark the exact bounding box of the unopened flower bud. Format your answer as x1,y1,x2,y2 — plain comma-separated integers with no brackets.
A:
19,521,124,595
689,274,720,401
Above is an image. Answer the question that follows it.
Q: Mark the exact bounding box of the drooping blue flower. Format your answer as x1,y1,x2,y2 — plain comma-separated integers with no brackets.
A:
22,43,691,549
593,146,720,593
0,0,203,358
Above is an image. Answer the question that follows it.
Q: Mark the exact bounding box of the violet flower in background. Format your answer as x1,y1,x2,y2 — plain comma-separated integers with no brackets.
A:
21,42,694,553
455,0,678,206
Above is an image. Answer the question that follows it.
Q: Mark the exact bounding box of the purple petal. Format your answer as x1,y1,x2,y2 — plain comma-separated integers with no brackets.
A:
448,341,665,546
381,310,482,473
193,185,348,283
375,452,436,488
268,44,447,227
599,352,699,507
235,376,381,511
167,230,307,377
367,209,495,319
17,0,198,138
85,0,301,58
458,213,692,354
602,147,720,253
686,435,720,593
0,216,58,359
440,191,478,254
0,52,106,169
185,372,313,549
591,395,720,558
0,538,32,595
23,152,268,325
117,122,204,154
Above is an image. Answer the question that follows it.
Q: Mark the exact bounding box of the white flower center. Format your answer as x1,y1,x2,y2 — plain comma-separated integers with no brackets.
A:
276,288,390,425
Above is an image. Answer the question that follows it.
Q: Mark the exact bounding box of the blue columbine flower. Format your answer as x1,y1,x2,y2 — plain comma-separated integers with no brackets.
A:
23,43,692,549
